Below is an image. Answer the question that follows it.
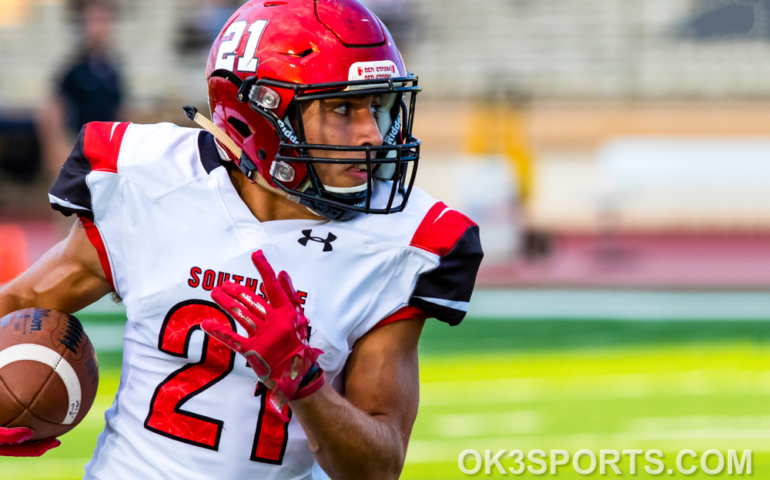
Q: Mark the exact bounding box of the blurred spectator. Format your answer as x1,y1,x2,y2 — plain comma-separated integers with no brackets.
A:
682,0,770,39
37,0,124,178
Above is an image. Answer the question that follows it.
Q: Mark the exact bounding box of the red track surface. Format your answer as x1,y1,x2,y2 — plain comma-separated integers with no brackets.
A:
4,218,770,289
478,233,770,289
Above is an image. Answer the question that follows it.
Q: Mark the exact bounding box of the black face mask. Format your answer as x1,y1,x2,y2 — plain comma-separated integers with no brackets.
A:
225,73,422,221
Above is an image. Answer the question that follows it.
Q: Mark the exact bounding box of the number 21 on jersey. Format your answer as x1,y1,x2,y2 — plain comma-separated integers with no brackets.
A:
144,300,290,464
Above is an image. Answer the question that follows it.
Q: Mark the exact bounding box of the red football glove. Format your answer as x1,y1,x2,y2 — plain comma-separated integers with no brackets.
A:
202,250,324,417
0,427,60,457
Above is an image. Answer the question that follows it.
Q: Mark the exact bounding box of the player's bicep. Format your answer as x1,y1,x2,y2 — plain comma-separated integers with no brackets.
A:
343,318,426,447
0,219,112,315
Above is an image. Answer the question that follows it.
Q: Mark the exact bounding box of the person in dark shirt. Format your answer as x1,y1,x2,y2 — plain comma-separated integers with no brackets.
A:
59,0,123,133
58,44,122,134
37,0,124,177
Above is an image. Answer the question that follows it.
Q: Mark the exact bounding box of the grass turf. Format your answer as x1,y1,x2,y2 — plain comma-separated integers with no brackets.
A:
1,316,767,479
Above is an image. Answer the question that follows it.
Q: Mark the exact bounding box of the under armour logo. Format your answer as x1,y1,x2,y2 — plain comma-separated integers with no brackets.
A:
298,229,337,252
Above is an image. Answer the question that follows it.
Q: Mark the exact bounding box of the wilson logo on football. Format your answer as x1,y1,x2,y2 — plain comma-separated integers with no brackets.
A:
348,60,399,81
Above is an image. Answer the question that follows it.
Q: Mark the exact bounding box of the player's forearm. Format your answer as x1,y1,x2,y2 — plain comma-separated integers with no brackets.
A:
0,269,76,316
0,287,26,318
290,383,406,479
0,275,42,317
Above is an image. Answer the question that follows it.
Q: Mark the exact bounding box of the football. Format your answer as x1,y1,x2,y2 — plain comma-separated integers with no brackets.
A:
0,308,99,440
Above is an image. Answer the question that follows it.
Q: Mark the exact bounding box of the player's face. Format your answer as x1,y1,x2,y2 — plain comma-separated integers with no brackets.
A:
300,95,384,189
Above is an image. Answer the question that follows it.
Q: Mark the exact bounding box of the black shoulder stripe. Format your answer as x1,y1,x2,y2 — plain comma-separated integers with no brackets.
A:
409,298,467,327
197,131,223,174
409,225,483,326
49,126,94,220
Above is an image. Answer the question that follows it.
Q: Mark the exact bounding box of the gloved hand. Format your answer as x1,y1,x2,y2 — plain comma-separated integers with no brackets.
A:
202,250,324,417
0,427,60,457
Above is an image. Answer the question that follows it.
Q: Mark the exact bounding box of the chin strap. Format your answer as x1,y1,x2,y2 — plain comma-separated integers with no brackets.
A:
183,106,300,202
183,105,331,221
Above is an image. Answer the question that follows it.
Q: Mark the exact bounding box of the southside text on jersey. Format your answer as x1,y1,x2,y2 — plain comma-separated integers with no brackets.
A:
187,266,308,310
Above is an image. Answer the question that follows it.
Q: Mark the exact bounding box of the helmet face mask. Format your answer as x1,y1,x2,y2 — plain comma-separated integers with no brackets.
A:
205,0,421,221
258,76,420,220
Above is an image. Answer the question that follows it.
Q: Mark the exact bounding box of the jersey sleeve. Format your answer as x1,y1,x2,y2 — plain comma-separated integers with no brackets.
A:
408,202,483,326
48,122,129,292
49,121,128,220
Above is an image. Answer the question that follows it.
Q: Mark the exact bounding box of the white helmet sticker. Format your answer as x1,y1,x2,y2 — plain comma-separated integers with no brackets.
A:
348,60,400,81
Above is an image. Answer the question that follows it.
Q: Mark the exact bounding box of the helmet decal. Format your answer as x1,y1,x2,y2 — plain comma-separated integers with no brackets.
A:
348,60,400,81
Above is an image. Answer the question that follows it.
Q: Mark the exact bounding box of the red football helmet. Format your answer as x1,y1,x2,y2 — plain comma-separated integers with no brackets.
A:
205,0,420,221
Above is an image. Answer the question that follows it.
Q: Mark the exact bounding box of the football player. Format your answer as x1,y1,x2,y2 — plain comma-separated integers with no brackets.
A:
0,1,483,478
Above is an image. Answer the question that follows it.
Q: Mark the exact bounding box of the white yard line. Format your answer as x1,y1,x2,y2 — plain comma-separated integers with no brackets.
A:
421,371,770,406
429,411,543,438
78,289,770,321
468,289,770,320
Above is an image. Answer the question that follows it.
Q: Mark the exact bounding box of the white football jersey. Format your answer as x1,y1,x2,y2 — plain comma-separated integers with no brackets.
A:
49,122,482,479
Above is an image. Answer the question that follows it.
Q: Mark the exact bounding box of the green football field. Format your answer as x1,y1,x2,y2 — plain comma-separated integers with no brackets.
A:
1,312,767,479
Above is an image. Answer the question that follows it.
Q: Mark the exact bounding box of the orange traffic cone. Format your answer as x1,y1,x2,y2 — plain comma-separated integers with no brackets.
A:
0,225,27,284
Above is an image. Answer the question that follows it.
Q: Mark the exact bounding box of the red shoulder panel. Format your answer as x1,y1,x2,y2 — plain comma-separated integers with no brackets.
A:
410,202,477,257
83,122,129,173
371,306,428,332
78,216,116,291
